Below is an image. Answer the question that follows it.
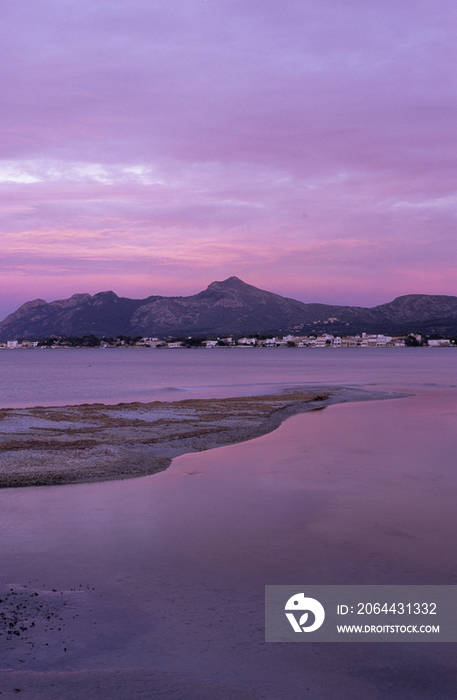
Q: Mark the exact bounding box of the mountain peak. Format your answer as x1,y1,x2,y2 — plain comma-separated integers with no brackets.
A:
205,276,246,291
93,291,119,299
18,299,48,311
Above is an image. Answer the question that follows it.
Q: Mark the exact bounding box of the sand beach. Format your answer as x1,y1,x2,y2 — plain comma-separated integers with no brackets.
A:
0,387,406,488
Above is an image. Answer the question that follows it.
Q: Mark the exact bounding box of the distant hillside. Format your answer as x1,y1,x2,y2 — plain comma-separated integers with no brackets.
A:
1,277,457,340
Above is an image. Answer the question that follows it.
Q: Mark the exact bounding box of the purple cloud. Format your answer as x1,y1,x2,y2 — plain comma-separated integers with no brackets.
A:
0,0,455,318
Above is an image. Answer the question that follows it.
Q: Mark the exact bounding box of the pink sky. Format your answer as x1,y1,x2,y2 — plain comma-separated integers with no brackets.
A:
0,0,456,319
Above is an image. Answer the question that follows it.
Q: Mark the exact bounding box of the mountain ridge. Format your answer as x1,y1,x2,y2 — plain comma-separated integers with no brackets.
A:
1,277,456,339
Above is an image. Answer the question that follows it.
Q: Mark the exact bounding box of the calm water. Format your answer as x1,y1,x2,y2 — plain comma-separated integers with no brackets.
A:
0,349,456,699
0,346,455,407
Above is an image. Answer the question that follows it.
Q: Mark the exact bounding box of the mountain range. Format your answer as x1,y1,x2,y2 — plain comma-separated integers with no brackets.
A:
1,277,456,340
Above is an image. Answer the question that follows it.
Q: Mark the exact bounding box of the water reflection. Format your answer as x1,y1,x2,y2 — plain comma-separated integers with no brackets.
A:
1,389,457,697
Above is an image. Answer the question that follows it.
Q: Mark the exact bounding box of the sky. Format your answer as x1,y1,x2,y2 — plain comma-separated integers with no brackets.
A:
0,0,456,319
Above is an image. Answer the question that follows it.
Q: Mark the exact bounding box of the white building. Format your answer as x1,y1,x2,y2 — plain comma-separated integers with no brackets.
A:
282,335,300,344
311,334,334,347
428,339,451,347
238,337,257,346
360,334,392,347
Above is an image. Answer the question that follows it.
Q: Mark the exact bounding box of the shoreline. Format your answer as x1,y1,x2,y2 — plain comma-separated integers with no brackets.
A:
0,387,409,488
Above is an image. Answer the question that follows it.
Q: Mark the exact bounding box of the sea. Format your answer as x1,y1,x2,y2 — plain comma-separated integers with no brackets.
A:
0,347,456,699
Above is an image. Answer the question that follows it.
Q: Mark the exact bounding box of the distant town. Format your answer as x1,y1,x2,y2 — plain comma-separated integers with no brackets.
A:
1,332,454,349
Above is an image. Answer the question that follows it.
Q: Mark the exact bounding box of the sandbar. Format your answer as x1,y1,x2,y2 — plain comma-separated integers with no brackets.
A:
0,387,407,488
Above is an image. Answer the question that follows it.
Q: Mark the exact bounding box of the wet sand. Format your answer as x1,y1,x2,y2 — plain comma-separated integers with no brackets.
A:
0,387,405,488
1,389,456,700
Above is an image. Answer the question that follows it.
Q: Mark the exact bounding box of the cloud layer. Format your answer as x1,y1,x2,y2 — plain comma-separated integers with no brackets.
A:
1,0,456,317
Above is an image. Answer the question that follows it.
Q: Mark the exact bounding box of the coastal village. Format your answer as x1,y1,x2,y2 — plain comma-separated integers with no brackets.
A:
1,333,453,349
